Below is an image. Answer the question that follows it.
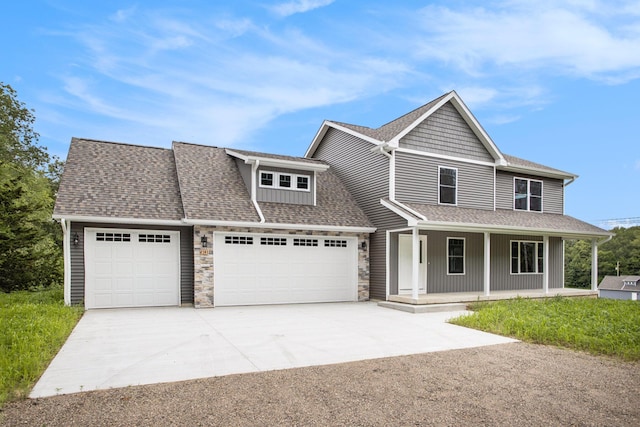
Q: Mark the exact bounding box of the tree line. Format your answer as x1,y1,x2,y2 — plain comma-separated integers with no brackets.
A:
1,83,63,292
565,226,640,288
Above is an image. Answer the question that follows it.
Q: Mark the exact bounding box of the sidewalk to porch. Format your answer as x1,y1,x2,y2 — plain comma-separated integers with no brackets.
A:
386,288,597,306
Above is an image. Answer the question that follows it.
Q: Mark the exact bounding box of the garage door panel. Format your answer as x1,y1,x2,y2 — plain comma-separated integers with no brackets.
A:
214,233,357,306
85,229,180,309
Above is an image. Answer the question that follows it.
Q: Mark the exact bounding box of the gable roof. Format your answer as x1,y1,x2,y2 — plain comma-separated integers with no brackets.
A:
599,275,640,291
53,138,184,221
54,138,373,230
306,91,504,161
502,154,577,180
385,200,611,239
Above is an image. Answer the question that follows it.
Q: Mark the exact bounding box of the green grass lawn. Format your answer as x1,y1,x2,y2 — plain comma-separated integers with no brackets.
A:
0,286,83,407
450,297,640,361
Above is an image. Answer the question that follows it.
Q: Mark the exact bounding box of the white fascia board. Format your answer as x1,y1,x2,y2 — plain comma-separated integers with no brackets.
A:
394,147,496,168
416,220,612,239
498,164,577,180
51,214,185,226
183,218,376,233
306,121,381,158
388,94,450,145
447,92,505,161
380,199,420,226
225,148,329,172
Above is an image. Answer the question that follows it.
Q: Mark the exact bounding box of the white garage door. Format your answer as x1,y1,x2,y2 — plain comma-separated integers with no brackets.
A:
214,233,358,306
84,228,180,309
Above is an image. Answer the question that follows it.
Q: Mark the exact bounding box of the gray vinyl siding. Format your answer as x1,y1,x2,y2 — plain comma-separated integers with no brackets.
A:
599,290,635,300
495,171,564,214
313,127,405,300
256,166,314,205
399,101,494,163
395,151,495,210
69,222,194,306
490,234,563,291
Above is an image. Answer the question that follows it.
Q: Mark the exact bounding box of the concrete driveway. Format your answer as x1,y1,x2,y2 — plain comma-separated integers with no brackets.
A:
30,302,516,398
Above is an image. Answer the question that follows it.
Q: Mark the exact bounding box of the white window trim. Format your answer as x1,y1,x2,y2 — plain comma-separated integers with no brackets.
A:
510,240,544,275
259,170,311,192
513,177,543,213
446,237,465,275
438,166,458,206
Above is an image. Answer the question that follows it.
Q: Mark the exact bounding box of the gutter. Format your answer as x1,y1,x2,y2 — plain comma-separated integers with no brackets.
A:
250,159,266,223
59,218,71,306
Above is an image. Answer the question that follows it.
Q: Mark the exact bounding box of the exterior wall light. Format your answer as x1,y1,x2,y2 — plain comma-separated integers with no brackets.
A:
72,232,79,246
361,240,367,250
201,235,208,248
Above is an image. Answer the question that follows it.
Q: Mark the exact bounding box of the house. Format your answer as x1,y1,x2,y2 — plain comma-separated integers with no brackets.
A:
598,276,640,300
53,90,611,309
305,90,611,304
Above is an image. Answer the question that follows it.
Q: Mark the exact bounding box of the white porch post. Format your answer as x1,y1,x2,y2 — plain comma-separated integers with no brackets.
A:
543,235,549,294
483,232,490,296
412,227,420,300
591,238,598,291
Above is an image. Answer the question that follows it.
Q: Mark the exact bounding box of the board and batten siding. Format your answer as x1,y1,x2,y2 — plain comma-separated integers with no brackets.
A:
395,151,495,210
489,234,563,291
399,101,495,163
256,166,314,205
495,171,564,214
69,222,194,306
313,127,405,300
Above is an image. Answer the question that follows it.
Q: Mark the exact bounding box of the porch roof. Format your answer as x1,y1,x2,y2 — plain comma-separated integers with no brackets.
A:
386,200,611,239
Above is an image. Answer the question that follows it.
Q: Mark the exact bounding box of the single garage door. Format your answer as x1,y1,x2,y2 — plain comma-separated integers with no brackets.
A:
214,233,358,306
84,228,180,309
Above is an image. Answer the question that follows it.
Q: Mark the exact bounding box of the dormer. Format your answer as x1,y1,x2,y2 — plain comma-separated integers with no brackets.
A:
622,276,640,288
226,148,329,206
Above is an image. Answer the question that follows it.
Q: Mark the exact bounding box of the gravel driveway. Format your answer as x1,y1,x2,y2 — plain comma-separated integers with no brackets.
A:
2,342,638,426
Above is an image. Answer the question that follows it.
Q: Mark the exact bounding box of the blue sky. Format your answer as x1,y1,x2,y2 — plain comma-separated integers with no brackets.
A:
2,0,639,227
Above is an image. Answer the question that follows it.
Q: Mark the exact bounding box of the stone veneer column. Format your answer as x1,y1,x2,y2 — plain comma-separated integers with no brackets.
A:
357,233,370,301
193,225,214,307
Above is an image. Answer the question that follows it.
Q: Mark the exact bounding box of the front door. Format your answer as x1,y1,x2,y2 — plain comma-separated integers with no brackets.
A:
398,234,427,294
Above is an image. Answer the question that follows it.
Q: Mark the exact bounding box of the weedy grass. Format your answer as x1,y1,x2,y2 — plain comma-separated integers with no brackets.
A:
0,286,83,407
450,296,640,361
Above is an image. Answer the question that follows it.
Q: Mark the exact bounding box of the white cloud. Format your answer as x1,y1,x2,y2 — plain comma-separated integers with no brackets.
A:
271,0,334,17
414,1,640,83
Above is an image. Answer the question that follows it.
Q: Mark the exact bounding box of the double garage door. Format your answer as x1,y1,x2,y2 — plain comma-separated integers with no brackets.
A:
84,229,358,309
84,229,181,309
214,233,358,306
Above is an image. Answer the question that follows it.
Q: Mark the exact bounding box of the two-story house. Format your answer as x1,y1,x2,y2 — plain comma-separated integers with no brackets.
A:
306,90,611,304
53,90,610,309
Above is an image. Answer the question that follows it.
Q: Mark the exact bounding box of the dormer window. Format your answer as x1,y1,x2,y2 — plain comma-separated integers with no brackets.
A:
259,170,311,192
514,178,542,212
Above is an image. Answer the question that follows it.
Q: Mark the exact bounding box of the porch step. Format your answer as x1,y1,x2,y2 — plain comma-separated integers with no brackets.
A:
377,301,468,314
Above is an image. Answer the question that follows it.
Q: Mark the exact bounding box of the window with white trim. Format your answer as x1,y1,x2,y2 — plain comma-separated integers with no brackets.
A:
260,237,287,246
324,239,347,247
514,178,543,212
447,238,465,275
439,166,457,205
139,234,170,243
225,236,253,245
259,170,311,192
293,238,318,247
511,241,544,274
96,232,131,242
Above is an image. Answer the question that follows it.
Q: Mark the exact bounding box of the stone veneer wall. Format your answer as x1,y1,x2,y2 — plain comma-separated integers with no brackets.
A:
193,225,370,308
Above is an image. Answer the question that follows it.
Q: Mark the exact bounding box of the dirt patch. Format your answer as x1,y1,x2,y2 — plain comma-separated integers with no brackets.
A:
2,342,638,426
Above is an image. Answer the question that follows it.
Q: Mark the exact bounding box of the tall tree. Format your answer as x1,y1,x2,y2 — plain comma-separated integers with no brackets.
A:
0,83,62,292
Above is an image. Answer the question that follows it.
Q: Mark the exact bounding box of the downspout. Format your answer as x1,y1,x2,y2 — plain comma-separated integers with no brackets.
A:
250,159,266,223
60,218,71,306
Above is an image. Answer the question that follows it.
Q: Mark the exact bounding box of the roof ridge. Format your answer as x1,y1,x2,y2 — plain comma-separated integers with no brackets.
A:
376,92,451,130
72,137,171,151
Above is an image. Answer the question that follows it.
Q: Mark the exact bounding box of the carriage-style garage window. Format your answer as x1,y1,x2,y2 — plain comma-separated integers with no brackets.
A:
439,167,457,205
447,238,465,275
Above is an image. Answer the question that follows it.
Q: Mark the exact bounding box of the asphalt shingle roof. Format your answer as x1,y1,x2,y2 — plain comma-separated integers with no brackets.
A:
599,276,640,291
228,148,327,166
503,154,575,178
395,201,609,236
172,142,260,222
53,138,184,220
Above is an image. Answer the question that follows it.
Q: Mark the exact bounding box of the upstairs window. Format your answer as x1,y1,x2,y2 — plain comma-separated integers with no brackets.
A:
439,167,457,205
260,172,274,187
511,241,544,274
514,178,543,212
259,170,311,192
447,238,465,275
